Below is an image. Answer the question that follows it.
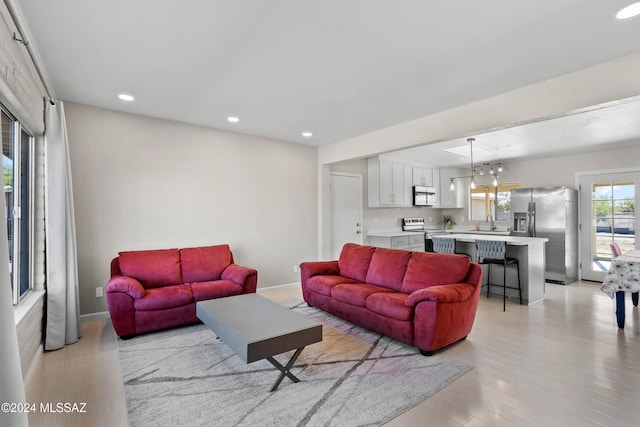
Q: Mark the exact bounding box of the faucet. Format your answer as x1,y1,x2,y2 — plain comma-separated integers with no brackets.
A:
486,214,497,231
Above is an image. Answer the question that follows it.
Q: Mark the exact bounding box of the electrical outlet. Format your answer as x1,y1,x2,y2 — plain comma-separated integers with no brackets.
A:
96,287,104,298
293,265,299,273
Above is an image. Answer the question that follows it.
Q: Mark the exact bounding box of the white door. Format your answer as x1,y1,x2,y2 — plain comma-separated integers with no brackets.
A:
330,172,363,259
579,170,640,281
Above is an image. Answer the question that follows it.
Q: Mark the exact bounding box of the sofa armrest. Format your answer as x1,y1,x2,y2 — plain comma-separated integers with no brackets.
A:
105,275,145,299
222,264,258,289
300,260,340,281
405,283,475,307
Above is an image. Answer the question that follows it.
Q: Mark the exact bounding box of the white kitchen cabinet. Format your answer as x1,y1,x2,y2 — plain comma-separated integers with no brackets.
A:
412,166,433,187
402,164,413,205
434,168,465,209
368,157,412,207
378,160,398,205
408,234,426,251
431,168,441,206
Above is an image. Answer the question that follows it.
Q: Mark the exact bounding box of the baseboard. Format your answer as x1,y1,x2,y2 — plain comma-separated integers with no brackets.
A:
80,311,110,322
257,282,301,292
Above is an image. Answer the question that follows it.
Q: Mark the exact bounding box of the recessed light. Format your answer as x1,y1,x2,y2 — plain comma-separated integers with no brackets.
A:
118,93,134,102
617,2,640,19
302,131,313,137
227,116,239,123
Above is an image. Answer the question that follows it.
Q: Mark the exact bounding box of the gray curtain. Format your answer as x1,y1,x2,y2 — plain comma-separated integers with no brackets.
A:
44,100,80,351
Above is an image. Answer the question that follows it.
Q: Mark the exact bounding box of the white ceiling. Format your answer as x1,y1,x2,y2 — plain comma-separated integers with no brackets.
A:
387,98,640,167
13,0,640,163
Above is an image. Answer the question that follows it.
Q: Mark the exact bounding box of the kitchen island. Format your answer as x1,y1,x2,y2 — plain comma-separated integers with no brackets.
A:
367,230,426,251
436,233,548,305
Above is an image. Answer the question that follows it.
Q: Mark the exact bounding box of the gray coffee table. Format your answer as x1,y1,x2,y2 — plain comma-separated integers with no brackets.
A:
196,293,322,391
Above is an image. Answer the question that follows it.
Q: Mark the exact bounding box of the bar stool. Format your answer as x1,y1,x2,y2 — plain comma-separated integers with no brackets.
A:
475,239,522,311
432,236,457,254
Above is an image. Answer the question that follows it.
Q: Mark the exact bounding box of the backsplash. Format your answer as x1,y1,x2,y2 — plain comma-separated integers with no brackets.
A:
364,207,441,232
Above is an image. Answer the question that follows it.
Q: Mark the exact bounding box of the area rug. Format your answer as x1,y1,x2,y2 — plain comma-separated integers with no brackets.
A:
117,299,471,427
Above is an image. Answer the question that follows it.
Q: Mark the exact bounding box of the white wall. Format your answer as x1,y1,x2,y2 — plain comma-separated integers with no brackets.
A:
64,103,318,315
497,144,640,188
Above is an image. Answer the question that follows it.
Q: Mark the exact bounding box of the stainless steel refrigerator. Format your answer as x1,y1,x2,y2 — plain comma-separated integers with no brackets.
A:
510,186,578,284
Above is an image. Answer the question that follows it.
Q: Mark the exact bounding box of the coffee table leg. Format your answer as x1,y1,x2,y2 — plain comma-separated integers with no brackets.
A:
266,347,305,392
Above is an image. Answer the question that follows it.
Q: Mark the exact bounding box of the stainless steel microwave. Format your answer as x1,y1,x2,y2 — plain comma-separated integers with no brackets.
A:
413,186,436,206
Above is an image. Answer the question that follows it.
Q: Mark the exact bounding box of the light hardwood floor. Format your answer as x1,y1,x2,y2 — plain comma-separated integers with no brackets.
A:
26,282,639,427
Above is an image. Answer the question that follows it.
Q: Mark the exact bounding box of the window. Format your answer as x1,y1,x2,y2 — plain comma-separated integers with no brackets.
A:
2,105,33,305
592,181,635,263
471,183,520,222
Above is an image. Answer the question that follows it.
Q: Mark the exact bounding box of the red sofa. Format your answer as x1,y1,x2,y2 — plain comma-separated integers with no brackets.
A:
106,244,257,337
300,243,482,355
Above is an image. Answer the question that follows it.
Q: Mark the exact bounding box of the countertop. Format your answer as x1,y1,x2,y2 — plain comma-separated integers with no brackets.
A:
446,229,511,236
444,233,548,246
366,229,539,240
367,230,425,237
367,229,516,238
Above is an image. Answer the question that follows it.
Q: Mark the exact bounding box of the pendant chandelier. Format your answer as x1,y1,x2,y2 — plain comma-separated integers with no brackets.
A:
449,137,503,190
477,162,503,186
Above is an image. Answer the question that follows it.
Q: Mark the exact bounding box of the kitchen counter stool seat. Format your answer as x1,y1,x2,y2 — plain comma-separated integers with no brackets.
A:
432,236,457,254
476,239,522,311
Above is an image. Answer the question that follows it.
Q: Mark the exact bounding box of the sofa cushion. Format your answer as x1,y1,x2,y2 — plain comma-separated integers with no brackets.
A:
119,249,182,288
338,243,376,282
180,245,232,283
133,284,194,311
366,292,413,321
306,275,361,296
401,252,470,294
365,248,412,291
188,280,243,301
331,283,393,307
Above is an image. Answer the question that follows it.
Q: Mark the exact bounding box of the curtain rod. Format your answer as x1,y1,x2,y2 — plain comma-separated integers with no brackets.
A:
4,0,57,102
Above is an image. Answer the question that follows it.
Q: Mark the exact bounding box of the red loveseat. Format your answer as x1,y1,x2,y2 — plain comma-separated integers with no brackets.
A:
106,244,257,337
300,243,482,355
